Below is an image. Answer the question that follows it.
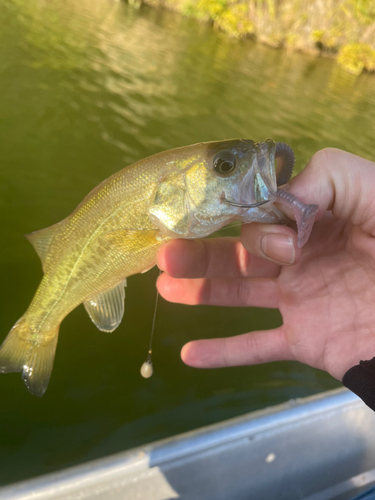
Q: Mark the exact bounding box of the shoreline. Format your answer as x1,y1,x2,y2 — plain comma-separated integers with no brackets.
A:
136,0,375,75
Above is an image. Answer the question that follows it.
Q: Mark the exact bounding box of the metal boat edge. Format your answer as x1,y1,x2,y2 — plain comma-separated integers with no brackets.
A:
1,388,375,500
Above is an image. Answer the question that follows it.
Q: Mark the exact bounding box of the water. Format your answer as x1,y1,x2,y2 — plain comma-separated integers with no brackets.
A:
1,0,374,486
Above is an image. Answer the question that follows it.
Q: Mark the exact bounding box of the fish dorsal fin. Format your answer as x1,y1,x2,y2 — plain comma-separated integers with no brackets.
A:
25,221,63,270
84,280,127,333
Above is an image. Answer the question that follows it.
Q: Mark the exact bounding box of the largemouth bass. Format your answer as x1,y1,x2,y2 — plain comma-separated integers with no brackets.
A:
0,139,317,396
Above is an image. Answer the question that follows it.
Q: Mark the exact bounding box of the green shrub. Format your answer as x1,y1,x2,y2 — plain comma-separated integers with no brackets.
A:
215,3,253,37
146,0,375,75
338,43,375,74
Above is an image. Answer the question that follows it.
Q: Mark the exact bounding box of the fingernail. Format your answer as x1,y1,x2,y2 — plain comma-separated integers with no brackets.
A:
260,233,295,264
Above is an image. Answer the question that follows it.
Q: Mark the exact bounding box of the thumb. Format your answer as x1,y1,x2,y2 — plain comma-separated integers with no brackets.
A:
288,148,375,234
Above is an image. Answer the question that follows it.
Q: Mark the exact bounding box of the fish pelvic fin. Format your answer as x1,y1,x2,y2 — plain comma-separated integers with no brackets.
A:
0,317,59,397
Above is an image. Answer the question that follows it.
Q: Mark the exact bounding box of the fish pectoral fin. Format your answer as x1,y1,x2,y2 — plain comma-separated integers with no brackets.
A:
84,280,127,333
25,220,64,271
104,229,167,253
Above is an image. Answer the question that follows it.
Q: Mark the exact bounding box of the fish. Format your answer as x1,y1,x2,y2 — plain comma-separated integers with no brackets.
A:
0,139,318,397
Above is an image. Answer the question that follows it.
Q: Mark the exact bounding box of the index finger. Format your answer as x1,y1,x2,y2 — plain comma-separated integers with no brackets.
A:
157,237,281,279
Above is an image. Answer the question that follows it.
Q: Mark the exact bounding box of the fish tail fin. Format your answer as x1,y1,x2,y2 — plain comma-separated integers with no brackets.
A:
0,317,59,397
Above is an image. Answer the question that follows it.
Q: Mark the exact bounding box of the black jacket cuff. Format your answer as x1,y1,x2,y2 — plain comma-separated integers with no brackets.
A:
342,357,375,411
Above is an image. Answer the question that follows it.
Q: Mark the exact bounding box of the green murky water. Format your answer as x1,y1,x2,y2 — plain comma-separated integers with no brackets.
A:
1,0,375,486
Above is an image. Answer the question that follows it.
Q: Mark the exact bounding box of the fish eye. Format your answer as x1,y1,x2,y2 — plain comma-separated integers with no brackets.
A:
213,152,237,177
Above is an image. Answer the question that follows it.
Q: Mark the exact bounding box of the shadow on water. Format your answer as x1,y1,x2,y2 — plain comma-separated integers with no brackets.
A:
0,0,374,486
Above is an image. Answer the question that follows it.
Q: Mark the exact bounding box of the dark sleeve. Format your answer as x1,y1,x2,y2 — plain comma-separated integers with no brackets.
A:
342,358,375,411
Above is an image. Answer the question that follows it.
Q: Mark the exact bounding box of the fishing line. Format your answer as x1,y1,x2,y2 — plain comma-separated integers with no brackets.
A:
140,269,161,378
148,274,160,356
139,219,260,380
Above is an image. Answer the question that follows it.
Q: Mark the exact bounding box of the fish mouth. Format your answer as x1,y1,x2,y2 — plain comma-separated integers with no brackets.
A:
221,193,270,209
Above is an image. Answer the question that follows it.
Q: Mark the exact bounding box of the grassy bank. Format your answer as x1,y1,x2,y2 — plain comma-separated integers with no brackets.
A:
138,0,375,75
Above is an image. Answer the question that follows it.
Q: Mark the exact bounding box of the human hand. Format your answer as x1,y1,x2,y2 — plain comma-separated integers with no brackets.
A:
157,148,375,381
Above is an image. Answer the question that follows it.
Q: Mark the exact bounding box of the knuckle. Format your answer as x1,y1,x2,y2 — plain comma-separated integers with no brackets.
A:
237,279,249,305
240,224,263,255
307,148,345,178
201,278,212,304
221,337,230,367
198,240,210,277
236,242,253,277
306,148,331,175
